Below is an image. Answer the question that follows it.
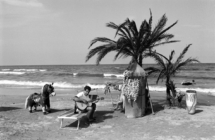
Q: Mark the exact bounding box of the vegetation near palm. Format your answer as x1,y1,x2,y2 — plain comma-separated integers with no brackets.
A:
86,10,199,107
144,44,199,106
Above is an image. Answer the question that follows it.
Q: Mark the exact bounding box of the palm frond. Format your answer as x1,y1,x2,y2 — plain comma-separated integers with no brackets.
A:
106,22,131,40
114,46,135,61
144,67,160,75
156,20,178,38
145,52,166,69
152,14,168,36
156,69,166,84
129,20,138,38
169,50,175,62
148,9,153,31
96,45,118,65
89,37,116,48
139,20,149,35
175,44,192,65
86,46,106,62
174,58,200,72
151,40,180,48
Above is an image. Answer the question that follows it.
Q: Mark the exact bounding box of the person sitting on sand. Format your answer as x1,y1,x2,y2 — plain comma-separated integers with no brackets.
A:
73,86,97,122
174,90,185,107
181,80,196,86
113,84,125,112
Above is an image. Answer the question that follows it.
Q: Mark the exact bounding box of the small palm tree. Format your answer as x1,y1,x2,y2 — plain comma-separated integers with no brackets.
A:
86,11,179,66
144,44,200,106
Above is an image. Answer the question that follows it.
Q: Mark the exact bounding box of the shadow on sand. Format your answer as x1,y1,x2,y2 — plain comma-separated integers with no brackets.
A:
0,106,21,112
32,108,67,114
64,110,114,129
194,109,203,114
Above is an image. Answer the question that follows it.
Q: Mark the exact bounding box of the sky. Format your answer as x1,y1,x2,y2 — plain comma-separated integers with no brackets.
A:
1,0,215,65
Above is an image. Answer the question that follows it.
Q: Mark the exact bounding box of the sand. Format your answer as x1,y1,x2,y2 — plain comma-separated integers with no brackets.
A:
0,88,215,140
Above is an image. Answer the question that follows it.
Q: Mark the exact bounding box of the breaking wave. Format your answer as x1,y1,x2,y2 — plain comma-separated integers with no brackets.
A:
73,73,124,78
0,80,105,89
0,72,25,75
0,80,214,96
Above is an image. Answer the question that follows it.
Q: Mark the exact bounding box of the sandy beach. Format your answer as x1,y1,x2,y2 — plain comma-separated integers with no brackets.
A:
0,88,215,140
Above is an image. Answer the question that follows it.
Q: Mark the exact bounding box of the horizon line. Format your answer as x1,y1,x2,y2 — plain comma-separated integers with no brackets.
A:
0,62,213,67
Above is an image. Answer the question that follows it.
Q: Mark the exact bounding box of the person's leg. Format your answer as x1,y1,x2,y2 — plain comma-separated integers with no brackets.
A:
41,98,47,115
114,102,120,110
121,95,125,111
87,103,96,120
28,99,34,113
46,98,51,113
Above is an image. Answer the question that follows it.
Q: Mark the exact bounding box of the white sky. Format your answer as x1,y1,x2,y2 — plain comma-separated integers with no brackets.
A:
1,0,215,65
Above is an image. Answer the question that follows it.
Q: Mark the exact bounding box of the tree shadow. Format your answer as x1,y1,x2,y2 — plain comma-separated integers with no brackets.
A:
0,106,21,112
145,100,165,115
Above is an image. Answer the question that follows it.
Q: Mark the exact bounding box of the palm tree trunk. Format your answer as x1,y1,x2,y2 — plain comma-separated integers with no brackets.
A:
166,78,172,107
129,57,135,65
138,55,143,67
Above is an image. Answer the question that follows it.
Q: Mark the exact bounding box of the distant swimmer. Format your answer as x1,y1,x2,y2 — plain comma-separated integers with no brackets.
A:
181,80,196,86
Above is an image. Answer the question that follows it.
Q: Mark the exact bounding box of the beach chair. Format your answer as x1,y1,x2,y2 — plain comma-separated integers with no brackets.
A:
58,95,100,130
57,109,87,130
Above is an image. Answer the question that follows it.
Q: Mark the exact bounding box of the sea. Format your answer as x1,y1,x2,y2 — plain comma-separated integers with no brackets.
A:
0,63,215,96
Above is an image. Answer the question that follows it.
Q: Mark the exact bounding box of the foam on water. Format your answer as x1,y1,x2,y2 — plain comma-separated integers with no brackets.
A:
0,80,214,96
0,64,215,96
0,80,106,89
0,71,25,75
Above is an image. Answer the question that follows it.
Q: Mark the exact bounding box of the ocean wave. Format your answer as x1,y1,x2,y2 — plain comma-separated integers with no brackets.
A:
0,80,105,89
149,86,215,96
0,71,25,75
2,69,10,71
103,73,124,78
72,73,124,78
174,75,215,80
73,73,103,77
0,80,214,96
13,69,47,72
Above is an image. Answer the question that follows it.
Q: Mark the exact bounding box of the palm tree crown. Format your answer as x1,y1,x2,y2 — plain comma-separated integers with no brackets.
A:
144,44,200,106
145,44,199,84
86,11,179,66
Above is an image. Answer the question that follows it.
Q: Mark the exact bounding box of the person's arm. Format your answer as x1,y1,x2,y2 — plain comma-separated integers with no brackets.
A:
73,92,88,104
73,96,88,104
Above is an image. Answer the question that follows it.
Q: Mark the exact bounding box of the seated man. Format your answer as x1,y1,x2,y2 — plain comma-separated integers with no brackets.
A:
73,86,96,122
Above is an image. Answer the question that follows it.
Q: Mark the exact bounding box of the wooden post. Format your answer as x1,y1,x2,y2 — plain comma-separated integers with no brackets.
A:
60,119,63,128
77,119,80,130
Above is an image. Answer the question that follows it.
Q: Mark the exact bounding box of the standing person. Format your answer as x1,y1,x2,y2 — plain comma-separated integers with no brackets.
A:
73,86,97,122
41,83,56,115
113,84,125,112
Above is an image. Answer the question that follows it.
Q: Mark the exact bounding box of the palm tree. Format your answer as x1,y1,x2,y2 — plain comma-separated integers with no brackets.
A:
86,10,179,66
144,44,200,106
